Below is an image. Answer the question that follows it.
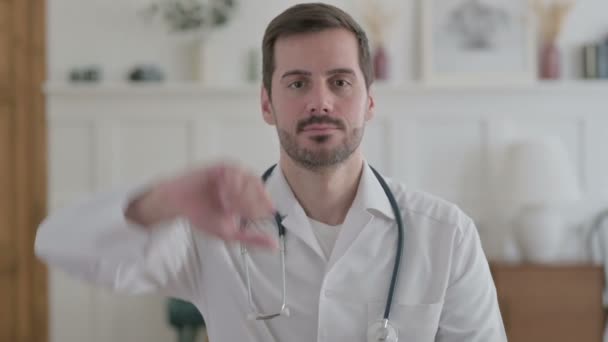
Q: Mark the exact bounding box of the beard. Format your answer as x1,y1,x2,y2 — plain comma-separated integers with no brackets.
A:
276,114,364,171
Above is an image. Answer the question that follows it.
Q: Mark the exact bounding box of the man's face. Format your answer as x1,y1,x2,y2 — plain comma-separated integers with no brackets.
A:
261,28,375,171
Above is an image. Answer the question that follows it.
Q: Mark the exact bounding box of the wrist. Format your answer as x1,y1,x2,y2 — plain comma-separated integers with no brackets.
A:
125,183,176,227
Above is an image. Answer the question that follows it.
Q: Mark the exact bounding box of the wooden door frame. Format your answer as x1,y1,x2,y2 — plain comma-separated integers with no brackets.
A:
11,0,48,341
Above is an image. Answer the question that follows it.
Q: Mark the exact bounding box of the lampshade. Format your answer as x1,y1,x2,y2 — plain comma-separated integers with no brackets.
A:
502,138,581,209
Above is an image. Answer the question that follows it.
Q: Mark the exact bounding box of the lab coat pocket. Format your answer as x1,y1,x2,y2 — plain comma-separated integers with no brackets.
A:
367,301,442,341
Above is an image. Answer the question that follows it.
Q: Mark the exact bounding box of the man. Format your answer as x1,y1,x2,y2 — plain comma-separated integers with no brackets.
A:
36,3,506,341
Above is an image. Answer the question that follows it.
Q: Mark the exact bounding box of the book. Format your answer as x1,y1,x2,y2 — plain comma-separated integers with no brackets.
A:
582,44,598,79
598,43,608,79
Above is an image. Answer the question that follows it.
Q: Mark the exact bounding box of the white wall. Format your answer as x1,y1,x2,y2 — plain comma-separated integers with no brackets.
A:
48,0,608,84
45,1,608,342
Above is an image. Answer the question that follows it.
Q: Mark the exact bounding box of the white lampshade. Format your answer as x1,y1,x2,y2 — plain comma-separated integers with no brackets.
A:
503,138,581,209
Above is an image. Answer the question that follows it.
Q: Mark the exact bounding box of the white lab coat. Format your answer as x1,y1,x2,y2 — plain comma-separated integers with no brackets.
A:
35,163,507,342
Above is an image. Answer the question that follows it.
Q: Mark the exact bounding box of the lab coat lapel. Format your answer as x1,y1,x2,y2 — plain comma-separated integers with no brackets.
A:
265,166,325,259
327,163,396,271
327,203,373,271
281,208,325,259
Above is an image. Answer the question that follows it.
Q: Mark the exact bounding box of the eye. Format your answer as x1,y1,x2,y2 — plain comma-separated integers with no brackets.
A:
288,80,305,89
334,79,350,87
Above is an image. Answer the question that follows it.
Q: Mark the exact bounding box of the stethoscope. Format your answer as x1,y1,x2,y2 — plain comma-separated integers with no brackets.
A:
240,164,404,342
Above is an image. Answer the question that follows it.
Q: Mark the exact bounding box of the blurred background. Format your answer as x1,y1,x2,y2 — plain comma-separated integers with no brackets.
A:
2,0,608,341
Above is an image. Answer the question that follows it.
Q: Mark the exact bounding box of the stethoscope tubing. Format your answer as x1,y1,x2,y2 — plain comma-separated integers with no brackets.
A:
369,166,404,321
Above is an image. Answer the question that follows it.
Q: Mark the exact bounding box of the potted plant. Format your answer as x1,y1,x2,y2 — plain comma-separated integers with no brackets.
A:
138,0,238,82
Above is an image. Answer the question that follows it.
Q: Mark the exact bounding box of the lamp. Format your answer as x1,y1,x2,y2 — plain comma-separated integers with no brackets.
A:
503,138,581,263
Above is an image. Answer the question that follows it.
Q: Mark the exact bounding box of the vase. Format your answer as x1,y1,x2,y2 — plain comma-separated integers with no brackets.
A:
184,30,211,83
539,41,560,80
515,206,568,263
373,45,389,81
246,47,260,83
194,37,209,83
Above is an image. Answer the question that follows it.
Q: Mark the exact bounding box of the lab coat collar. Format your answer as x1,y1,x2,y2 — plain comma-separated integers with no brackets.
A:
264,161,396,223
324,162,396,269
263,161,396,257
356,161,396,221
265,165,325,257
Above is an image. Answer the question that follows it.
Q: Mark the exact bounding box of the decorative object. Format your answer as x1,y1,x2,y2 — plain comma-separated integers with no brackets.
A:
598,40,608,79
421,0,536,85
581,39,608,79
167,298,206,342
245,47,260,83
360,0,395,81
502,138,581,263
532,0,574,80
582,43,600,79
69,66,102,83
137,0,237,82
127,64,165,82
373,46,389,81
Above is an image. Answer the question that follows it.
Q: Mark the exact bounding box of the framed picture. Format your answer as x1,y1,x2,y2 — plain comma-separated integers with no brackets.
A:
421,0,537,85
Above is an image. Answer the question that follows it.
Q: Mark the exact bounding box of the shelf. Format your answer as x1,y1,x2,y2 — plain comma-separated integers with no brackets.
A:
43,82,261,96
44,80,608,97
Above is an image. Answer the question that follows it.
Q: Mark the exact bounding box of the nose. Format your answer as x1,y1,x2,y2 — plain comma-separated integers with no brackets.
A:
305,84,333,115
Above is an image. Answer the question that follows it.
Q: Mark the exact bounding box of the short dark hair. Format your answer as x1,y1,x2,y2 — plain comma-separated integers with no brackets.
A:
262,3,373,97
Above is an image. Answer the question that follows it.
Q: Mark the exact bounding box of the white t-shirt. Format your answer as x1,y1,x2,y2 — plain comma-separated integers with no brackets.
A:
309,218,341,260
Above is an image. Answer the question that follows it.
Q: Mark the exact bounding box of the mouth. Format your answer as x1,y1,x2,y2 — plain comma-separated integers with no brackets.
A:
301,124,340,133
296,115,345,134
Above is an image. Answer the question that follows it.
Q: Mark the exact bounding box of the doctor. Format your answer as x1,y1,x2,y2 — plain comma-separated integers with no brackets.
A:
36,3,506,341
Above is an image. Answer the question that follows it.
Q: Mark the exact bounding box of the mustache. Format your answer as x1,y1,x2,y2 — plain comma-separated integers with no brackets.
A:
297,115,345,133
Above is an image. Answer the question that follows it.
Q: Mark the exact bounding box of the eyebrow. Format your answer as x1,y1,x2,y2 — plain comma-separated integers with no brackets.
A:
326,68,356,77
280,68,356,79
281,70,311,79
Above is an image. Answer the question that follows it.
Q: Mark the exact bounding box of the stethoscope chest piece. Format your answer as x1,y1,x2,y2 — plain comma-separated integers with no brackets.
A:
367,319,398,342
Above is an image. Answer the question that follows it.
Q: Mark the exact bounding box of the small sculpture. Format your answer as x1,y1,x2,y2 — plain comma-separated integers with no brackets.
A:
127,64,165,82
69,66,102,83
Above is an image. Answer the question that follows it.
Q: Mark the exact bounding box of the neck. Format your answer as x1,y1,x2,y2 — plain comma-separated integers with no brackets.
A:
279,151,365,226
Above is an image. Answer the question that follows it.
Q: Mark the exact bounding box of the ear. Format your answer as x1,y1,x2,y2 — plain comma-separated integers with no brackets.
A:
261,86,276,125
364,90,375,122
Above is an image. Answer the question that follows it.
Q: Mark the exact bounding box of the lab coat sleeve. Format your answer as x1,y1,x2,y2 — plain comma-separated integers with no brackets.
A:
35,186,204,303
435,219,507,342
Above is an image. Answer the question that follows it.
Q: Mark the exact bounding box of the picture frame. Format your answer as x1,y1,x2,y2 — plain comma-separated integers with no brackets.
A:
420,0,537,85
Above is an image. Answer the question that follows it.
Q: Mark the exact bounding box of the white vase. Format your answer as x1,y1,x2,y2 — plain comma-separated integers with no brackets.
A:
502,232,522,263
194,36,209,83
515,206,568,263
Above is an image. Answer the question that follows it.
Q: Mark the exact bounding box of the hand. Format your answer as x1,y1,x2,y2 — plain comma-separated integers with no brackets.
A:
127,163,277,250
